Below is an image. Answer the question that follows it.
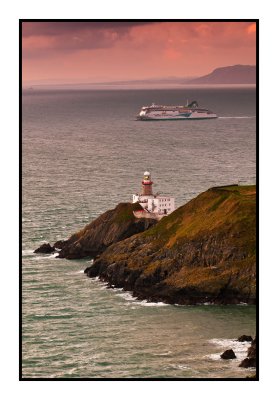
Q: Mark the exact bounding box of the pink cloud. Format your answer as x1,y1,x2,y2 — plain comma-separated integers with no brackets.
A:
22,21,257,85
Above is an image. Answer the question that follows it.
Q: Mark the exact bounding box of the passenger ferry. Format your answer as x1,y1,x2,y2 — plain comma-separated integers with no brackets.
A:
137,101,217,120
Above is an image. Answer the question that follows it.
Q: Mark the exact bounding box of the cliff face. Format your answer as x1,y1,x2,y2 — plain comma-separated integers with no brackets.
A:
85,185,256,304
57,202,157,259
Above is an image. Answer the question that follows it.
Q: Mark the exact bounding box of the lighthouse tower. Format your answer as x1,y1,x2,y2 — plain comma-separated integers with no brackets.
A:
141,171,153,196
132,171,175,220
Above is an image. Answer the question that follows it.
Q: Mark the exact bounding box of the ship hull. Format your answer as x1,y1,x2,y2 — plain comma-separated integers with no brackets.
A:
137,115,218,120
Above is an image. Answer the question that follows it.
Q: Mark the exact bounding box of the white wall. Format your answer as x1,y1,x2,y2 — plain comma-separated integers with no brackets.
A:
133,194,175,215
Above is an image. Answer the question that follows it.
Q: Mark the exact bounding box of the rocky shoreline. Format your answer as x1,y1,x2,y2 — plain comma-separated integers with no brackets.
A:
220,335,256,375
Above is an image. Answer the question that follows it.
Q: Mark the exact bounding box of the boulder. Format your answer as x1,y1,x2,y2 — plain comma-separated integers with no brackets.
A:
239,336,256,368
34,243,55,254
53,240,68,250
239,358,256,368
220,349,236,359
247,337,256,358
237,335,253,342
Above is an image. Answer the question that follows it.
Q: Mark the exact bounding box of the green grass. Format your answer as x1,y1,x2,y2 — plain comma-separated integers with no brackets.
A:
141,185,256,250
112,202,143,224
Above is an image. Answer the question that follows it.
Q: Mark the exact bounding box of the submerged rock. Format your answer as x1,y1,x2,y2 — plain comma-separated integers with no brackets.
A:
34,243,55,254
220,349,236,359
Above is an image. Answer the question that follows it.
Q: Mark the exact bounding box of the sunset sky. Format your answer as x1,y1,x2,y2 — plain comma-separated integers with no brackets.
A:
22,21,256,85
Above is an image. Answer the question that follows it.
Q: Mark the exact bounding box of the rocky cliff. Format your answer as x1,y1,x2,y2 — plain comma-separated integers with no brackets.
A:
56,202,157,259
85,185,256,305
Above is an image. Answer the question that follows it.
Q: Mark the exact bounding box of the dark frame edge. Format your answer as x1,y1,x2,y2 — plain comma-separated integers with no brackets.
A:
19,18,259,382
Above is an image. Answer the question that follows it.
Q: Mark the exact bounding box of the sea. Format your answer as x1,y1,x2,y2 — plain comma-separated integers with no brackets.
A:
22,86,256,378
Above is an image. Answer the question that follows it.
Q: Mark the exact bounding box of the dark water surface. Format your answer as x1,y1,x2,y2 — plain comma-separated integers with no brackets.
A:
22,88,256,378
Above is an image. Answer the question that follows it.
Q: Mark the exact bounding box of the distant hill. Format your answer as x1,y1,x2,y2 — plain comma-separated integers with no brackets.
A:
188,65,256,84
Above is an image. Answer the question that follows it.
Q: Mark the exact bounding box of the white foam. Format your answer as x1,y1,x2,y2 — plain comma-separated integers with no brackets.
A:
22,249,35,256
208,353,223,361
209,338,251,361
136,300,168,307
49,252,59,258
99,285,109,290
114,290,169,306
91,276,100,281
170,364,190,371
153,351,172,356
115,291,135,301
35,252,59,260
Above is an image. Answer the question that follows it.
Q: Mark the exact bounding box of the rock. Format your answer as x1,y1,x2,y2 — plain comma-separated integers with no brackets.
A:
247,337,256,358
239,358,256,368
34,243,55,254
53,240,68,249
246,373,257,379
220,349,236,359
239,336,256,368
237,335,253,342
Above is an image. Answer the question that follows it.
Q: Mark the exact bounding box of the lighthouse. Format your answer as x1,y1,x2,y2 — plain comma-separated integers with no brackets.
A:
132,171,175,220
141,171,153,196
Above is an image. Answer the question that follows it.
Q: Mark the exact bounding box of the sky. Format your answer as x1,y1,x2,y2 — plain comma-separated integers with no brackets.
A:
22,21,256,86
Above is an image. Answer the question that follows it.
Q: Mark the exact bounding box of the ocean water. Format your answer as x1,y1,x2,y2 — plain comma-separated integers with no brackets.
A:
22,87,256,378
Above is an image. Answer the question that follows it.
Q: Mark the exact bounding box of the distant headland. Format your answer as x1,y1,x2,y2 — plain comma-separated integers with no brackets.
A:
35,179,256,306
188,65,256,85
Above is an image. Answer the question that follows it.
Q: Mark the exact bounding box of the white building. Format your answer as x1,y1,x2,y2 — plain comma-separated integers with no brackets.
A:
132,171,175,220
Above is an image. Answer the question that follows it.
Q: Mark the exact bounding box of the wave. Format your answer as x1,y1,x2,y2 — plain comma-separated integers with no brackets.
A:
34,252,60,260
208,338,251,361
22,249,35,256
218,116,256,119
136,300,168,307
169,364,191,371
115,290,168,307
22,249,60,260
91,281,176,307
115,291,135,301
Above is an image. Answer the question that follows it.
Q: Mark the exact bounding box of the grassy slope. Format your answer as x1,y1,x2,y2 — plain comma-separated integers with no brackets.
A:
143,185,255,247
144,185,256,297
68,202,143,242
